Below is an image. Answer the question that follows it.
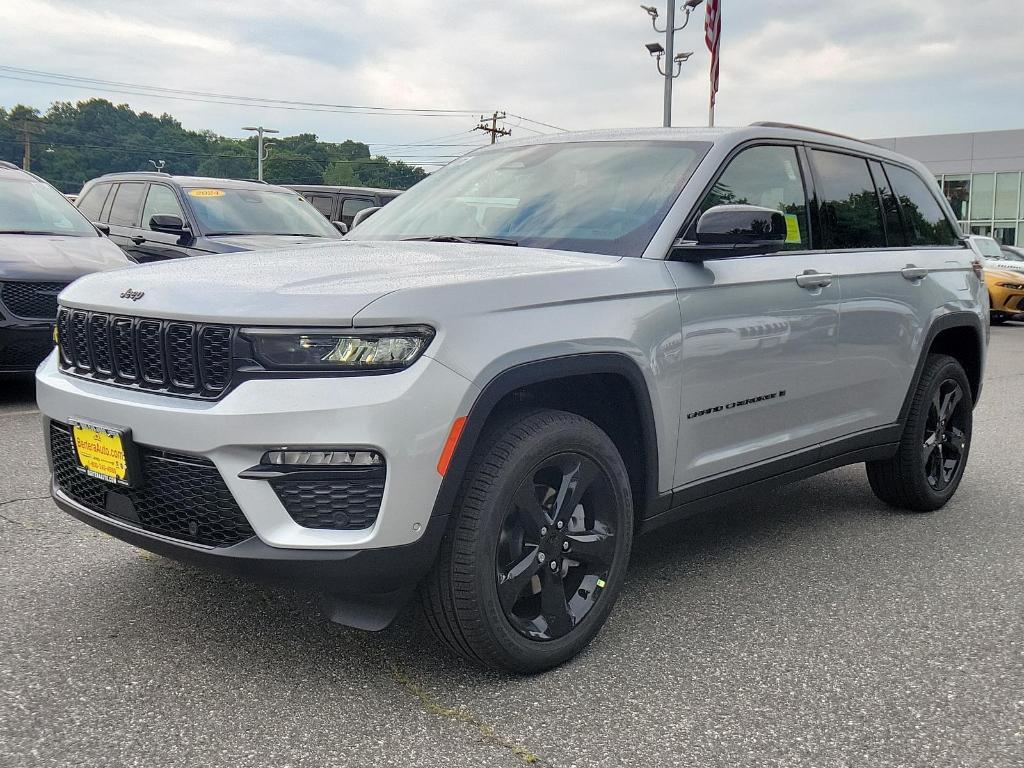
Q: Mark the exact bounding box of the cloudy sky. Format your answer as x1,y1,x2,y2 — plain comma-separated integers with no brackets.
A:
1,0,1021,166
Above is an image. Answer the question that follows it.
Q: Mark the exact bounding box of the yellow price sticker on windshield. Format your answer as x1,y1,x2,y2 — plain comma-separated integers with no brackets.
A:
784,214,802,244
189,189,225,198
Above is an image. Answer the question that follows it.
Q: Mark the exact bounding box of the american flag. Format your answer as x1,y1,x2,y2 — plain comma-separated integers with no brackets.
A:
705,0,721,114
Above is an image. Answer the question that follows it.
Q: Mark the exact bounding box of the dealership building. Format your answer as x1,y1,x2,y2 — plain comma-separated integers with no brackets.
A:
871,129,1024,245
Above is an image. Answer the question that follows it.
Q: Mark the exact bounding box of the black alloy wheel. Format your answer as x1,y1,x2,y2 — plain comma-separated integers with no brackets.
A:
496,452,617,641
922,378,968,492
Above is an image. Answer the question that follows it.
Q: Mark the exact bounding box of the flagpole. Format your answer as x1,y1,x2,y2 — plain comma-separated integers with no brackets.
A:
709,100,715,128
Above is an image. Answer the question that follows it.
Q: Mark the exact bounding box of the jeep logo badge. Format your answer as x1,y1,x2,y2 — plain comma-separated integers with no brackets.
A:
120,289,145,302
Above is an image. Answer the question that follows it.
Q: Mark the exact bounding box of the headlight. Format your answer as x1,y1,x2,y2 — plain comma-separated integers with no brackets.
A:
998,282,1024,290
243,326,434,371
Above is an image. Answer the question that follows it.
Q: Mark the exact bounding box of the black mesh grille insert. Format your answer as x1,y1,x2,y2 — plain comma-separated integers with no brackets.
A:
0,281,67,319
272,476,385,530
49,421,254,548
57,308,232,399
0,338,55,369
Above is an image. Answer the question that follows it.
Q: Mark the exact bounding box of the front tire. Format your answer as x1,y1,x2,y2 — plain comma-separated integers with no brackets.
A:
421,408,634,674
866,354,973,512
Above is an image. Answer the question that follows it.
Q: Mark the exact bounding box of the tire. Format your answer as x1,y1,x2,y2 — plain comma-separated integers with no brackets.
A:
991,312,1008,326
421,408,634,674
866,354,973,512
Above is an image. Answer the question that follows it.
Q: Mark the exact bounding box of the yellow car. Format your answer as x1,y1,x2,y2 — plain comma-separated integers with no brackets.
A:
986,267,1024,325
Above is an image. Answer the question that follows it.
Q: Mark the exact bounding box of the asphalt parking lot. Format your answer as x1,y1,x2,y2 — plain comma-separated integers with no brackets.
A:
1,329,1022,768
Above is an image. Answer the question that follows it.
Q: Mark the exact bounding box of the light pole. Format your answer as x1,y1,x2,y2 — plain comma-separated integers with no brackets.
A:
641,0,703,127
242,126,279,181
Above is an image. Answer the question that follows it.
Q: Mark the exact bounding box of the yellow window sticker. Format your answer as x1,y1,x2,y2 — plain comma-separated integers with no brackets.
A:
784,213,802,244
189,189,225,198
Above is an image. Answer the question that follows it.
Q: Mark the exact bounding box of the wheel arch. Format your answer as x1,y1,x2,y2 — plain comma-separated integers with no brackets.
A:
899,311,985,424
430,353,662,524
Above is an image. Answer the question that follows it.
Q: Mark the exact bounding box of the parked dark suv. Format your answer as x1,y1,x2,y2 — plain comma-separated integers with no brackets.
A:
0,161,130,374
75,173,343,263
286,185,401,229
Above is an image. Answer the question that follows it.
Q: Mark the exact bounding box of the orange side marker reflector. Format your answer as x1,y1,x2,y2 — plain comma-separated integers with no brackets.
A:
437,416,467,476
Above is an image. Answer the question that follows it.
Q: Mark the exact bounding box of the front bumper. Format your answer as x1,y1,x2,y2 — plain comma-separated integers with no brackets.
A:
52,484,448,629
36,354,477,550
989,286,1024,315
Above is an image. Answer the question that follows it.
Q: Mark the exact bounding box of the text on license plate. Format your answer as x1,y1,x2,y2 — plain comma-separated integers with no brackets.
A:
72,423,127,484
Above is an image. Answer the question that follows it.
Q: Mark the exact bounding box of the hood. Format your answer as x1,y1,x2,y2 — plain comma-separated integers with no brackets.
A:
205,233,340,252
986,267,1024,284
984,259,1024,276
0,234,132,281
58,240,620,324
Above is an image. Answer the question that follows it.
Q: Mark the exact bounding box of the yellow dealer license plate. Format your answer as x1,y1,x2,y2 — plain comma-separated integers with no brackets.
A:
70,420,133,485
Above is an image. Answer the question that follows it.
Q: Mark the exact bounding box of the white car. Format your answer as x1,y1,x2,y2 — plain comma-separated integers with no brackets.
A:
966,235,1024,274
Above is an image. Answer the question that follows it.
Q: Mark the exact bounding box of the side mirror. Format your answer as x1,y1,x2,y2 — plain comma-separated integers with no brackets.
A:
93,222,110,235
331,220,349,235
675,205,788,261
350,206,381,229
149,214,189,235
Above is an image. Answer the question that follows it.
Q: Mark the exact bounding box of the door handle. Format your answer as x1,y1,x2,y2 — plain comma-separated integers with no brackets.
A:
795,270,834,289
131,235,146,245
901,265,928,281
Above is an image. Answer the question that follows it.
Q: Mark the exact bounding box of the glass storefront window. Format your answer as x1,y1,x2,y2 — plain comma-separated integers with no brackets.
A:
942,175,971,220
995,172,1020,220
970,223,993,236
993,223,1017,246
970,173,995,219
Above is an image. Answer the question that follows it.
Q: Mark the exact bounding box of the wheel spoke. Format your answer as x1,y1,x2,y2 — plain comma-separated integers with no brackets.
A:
565,524,616,569
512,482,548,535
539,569,573,637
497,548,541,611
551,456,599,525
940,385,962,421
948,427,967,456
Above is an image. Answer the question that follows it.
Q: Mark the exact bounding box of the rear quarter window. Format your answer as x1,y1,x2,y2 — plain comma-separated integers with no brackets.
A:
884,164,959,246
76,183,111,221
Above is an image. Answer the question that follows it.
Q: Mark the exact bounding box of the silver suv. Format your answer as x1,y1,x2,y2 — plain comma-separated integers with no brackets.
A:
37,124,987,673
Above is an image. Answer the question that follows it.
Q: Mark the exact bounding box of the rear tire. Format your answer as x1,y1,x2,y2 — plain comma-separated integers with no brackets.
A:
421,408,633,674
866,354,972,512
990,312,1008,326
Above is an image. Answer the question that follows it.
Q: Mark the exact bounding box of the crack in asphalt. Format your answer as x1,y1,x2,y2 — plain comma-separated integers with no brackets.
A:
0,495,72,535
388,662,548,766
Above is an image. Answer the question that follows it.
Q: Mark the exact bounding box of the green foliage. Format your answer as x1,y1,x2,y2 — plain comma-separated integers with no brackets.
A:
0,98,429,192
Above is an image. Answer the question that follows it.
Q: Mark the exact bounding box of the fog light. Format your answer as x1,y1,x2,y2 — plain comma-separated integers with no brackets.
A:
262,449,383,467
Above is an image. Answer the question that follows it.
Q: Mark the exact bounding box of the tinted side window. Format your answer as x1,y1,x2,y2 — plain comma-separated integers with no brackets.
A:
341,197,377,227
76,183,111,221
884,164,958,246
107,182,146,227
308,194,335,218
869,161,906,247
690,145,809,250
810,150,885,250
142,184,184,229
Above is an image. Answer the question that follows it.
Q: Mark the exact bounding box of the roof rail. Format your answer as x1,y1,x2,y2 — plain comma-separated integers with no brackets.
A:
98,170,172,178
0,160,22,170
749,121,867,145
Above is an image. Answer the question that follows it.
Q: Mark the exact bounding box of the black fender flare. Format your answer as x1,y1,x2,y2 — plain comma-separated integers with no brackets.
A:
429,352,661,521
898,310,986,424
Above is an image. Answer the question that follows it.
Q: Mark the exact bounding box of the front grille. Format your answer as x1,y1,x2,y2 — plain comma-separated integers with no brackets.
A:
0,338,55,369
272,476,385,530
57,308,233,398
49,421,254,548
0,281,67,320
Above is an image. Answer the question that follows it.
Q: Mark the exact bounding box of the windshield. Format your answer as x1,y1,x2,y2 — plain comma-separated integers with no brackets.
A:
185,187,340,237
0,176,97,237
973,237,1004,259
348,141,709,257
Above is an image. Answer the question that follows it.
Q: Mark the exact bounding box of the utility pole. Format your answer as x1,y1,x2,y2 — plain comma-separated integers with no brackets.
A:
242,125,279,181
19,119,42,171
641,1,703,127
474,112,512,144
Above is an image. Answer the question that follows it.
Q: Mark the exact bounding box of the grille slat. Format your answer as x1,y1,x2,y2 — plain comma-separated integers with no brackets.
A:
1,281,67,319
50,422,254,548
57,308,232,399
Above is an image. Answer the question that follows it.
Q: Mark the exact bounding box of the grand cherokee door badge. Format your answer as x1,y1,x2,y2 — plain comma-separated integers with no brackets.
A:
687,390,787,420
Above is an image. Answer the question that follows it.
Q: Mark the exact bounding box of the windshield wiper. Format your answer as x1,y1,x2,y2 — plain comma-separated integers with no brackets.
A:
402,235,519,246
0,230,78,236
